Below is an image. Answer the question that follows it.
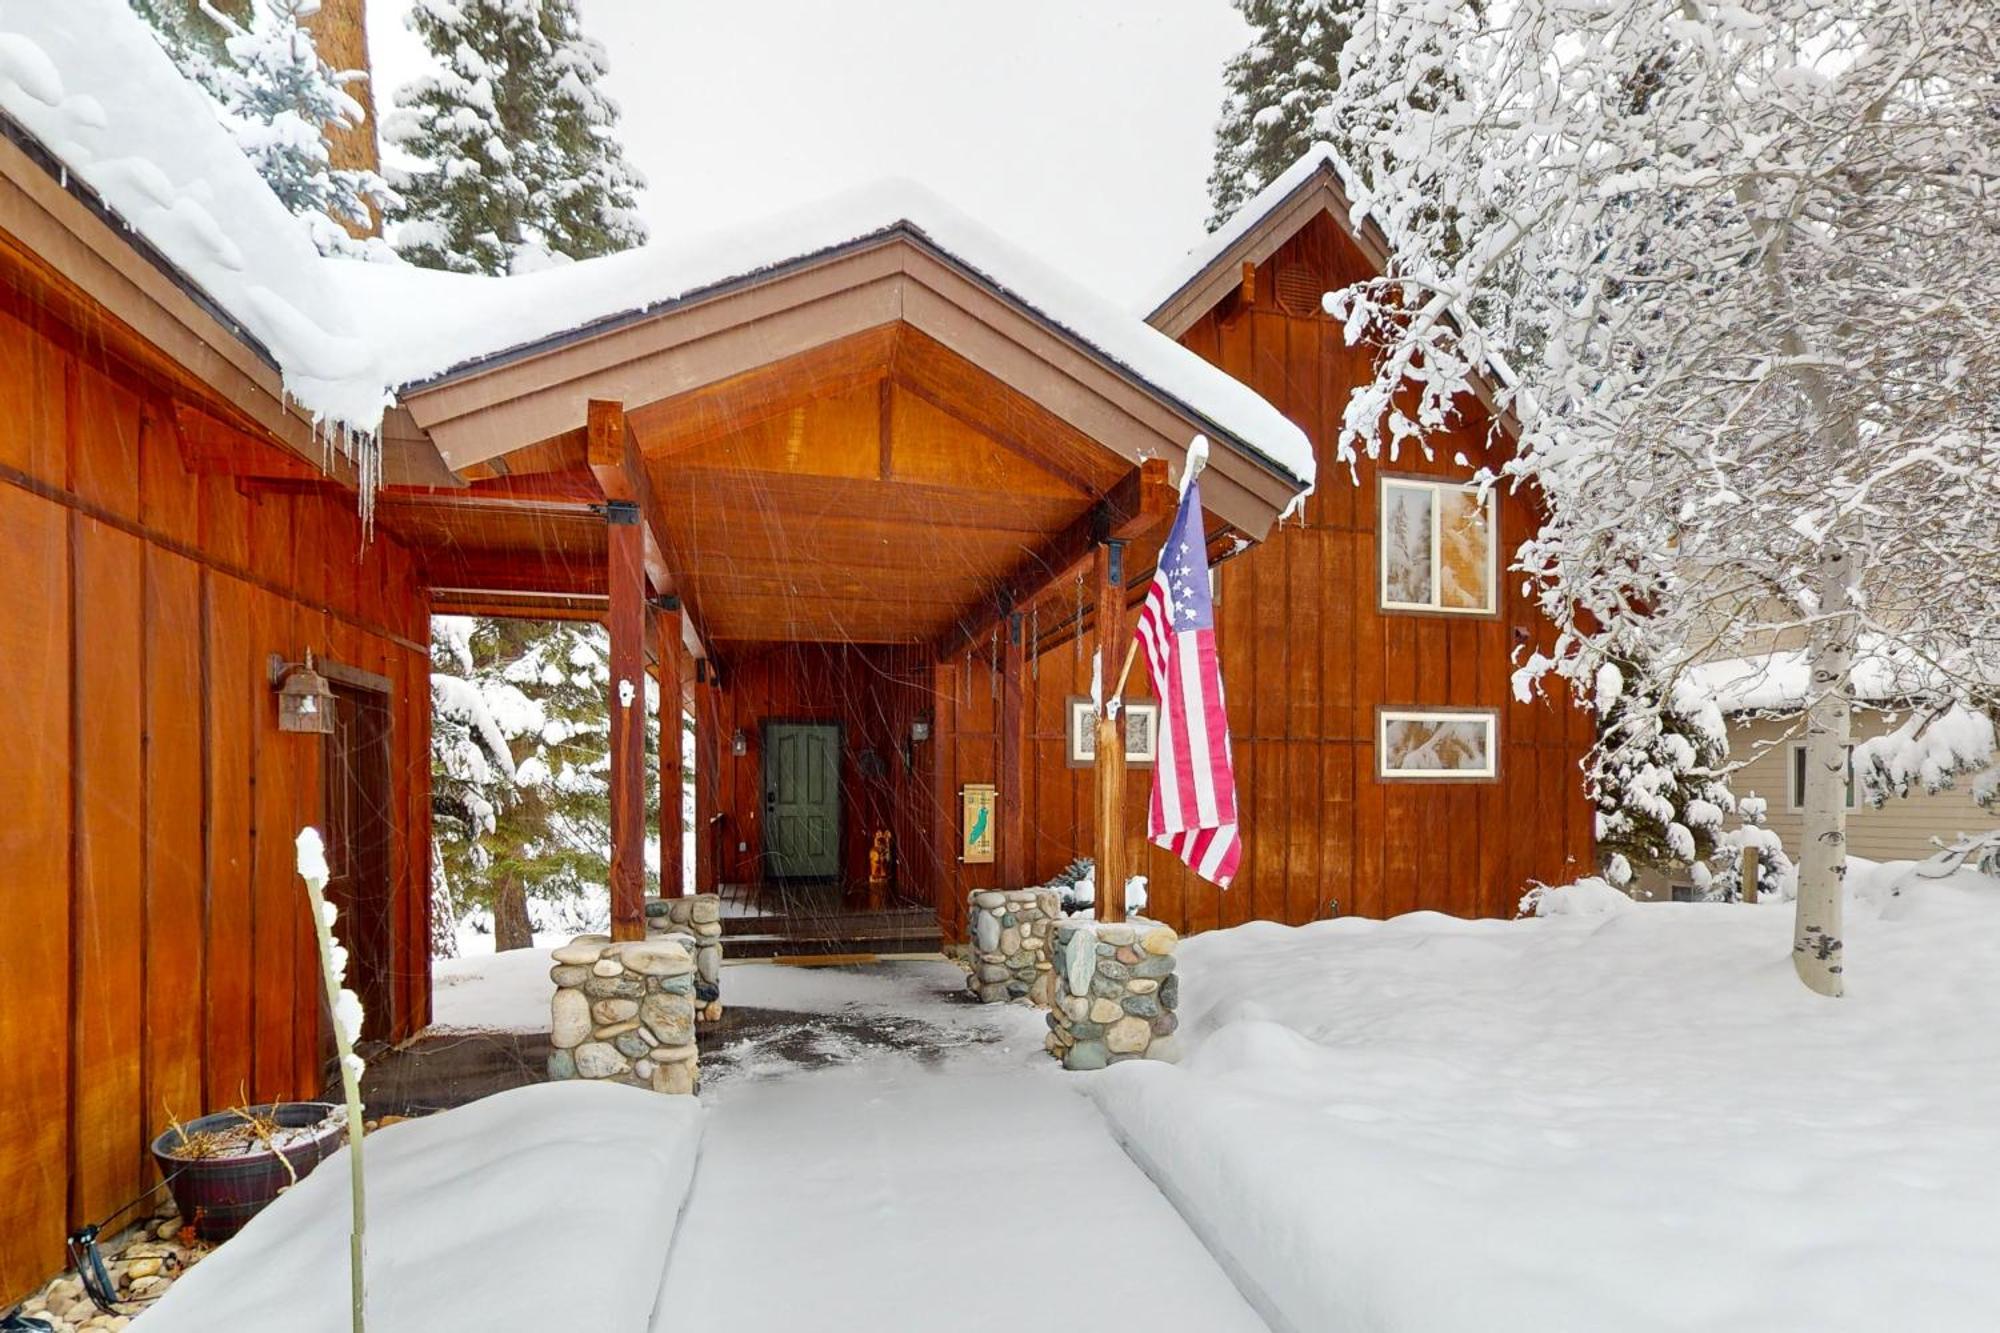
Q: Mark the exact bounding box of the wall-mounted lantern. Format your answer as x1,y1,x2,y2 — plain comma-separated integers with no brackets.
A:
275,649,336,735
910,713,933,744
731,727,749,757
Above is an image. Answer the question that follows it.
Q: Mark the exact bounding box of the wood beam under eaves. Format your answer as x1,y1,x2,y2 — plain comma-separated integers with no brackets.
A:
932,457,1172,662
587,398,711,666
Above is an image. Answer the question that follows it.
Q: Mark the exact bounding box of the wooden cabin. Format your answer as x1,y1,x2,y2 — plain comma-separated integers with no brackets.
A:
1005,149,1600,935
0,107,435,1300
0,11,1589,1303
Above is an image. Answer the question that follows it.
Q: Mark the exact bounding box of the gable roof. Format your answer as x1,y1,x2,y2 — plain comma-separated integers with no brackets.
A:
1142,144,1376,339
1142,143,1522,439
0,0,1314,510
334,181,1316,497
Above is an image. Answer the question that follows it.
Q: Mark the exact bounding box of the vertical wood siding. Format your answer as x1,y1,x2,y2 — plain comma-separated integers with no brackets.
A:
708,643,934,899
0,288,433,1302
1013,213,1595,935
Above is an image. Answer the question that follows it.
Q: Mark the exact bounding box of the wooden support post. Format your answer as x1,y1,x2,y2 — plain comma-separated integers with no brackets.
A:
998,611,1026,888
607,495,647,941
1740,842,1760,905
931,660,960,942
654,597,685,899
1093,539,1128,924
693,661,718,894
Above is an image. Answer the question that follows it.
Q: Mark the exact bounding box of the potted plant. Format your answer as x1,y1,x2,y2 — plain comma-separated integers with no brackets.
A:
150,1102,344,1241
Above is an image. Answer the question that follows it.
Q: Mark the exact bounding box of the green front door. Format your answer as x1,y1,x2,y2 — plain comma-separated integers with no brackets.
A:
763,722,841,880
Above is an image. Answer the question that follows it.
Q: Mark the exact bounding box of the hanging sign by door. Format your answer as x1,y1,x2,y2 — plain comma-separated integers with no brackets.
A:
961,783,996,864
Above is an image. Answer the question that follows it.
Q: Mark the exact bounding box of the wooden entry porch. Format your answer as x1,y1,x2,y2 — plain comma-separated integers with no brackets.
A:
360,222,1310,943
710,882,942,959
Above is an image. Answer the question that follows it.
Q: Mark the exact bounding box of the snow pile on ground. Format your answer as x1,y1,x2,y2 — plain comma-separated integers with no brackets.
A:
430,943,564,1032
1517,875,1635,917
1085,860,2000,1332
140,1081,702,1332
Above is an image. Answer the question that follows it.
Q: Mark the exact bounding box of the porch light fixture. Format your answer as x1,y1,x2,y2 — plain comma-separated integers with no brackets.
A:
731,728,749,757
275,650,336,735
911,714,932,743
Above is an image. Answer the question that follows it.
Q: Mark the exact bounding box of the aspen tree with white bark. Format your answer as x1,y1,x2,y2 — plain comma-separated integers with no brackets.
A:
1319,0,2000,995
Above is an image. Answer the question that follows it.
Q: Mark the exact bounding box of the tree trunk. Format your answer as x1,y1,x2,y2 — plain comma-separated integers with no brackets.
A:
1793,544,1857,997
493,868,533,952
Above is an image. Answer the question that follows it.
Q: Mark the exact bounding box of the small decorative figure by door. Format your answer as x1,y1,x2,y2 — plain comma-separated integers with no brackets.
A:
869,829,894,889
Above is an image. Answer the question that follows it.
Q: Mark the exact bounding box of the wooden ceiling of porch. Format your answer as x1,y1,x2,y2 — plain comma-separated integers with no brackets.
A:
378,322,1164,654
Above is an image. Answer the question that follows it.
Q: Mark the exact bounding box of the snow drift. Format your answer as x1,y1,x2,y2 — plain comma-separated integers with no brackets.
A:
139,1081,703,1332
1086,861,2000,1332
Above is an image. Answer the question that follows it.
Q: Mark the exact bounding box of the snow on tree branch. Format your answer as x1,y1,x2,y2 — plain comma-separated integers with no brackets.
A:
1324,0,2000,993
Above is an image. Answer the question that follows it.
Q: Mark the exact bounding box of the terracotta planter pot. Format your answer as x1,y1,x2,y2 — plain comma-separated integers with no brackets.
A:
150,1102,343,1241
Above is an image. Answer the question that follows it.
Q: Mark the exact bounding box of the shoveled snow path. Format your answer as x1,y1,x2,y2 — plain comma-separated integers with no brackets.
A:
649,961,1266,1332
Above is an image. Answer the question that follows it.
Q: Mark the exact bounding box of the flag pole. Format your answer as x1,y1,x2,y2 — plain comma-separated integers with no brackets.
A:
1112,439,1208,708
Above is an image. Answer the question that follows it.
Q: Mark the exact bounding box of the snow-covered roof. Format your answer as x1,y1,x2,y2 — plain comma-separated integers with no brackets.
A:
330,182,1316,489
1140,142,1524,421
1141,141,1365,321
0,0,1313,493
1689,641,1956,714
0,0,387,432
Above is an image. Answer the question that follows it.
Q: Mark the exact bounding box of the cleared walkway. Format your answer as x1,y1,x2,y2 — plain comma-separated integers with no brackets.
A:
649,961,1267,1332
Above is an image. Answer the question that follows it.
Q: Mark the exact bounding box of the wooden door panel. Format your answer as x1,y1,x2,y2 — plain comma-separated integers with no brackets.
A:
764,723,840,879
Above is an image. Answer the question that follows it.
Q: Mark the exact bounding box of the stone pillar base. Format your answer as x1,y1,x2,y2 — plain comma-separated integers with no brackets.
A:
1047,919,1180,1069
646,893,724,1026
548,934,700,1093
964,888,1061,1005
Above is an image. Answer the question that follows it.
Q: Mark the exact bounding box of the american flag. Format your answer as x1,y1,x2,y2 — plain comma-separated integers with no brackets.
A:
1131,472,1240,887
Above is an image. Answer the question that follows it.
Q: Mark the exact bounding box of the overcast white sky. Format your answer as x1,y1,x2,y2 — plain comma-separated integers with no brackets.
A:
365,0,1249,310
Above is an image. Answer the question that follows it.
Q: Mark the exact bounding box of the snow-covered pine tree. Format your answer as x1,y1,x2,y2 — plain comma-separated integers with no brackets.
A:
1207,0,1360,224
196,0,395,257
130,0,247,82
431,617,659,951
1590,659,1734,891
386,0,647,275
1320,0,2000,994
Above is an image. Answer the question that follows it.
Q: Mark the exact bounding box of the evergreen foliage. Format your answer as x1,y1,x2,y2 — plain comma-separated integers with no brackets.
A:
431,617,665,950
1207,0,1359,225
1590,661,1734,886
129,0,249,80
385,0,647,275
131,0,393,256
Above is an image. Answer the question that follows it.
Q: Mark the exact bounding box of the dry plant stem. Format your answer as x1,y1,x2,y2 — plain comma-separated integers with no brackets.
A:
300,843,367,1333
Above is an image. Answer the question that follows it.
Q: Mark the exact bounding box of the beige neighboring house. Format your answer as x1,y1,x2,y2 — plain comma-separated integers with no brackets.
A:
1634,648,1996,901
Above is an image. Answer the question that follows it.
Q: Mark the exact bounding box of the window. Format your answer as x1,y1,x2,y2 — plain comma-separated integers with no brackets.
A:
1789,744,1856,811
1379,477,1497,615
1378,708,1498,780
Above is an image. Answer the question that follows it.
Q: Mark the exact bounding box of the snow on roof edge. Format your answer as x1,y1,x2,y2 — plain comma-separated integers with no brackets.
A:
1140,142,1363,322
0,0,390,438
1140,142,1527,415
336,179,1317,491
0,1,1311,492
1688,641,1971,715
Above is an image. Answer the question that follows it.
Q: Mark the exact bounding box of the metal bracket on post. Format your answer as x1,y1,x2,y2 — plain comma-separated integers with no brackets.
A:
649,593,681,612
1106,538,1125,589
604,499,641,526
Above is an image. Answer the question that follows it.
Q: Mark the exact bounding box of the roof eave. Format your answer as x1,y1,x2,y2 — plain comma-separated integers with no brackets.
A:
397,222,1312,499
